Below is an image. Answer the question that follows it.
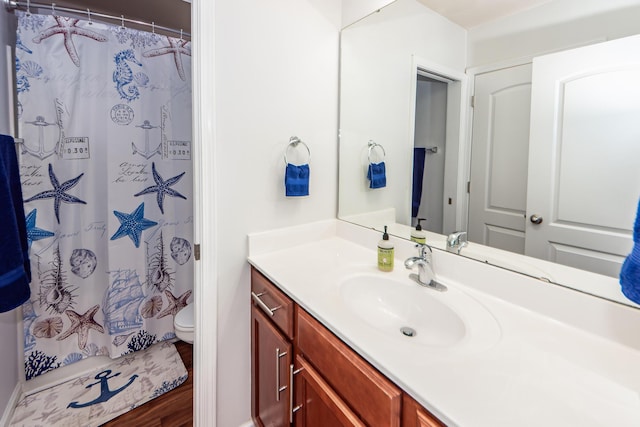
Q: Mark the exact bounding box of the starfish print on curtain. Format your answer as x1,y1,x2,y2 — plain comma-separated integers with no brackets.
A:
24,163,86,224
25,209,55,249
110,202,158,248
32,16,108,67
156,289,192,319
142,36,191,81
134,162,187,214
56,305,105,350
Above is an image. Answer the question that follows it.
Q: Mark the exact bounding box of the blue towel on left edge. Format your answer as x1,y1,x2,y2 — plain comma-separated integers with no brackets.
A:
285,163,310,197
621,197,640,304
367,161,386,189
0,134,31,312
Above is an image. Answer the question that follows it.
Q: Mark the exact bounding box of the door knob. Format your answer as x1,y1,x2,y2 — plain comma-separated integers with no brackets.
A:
530,214,543,225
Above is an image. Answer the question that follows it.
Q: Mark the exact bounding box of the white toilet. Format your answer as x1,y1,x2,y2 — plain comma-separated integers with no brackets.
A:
174,304,194,344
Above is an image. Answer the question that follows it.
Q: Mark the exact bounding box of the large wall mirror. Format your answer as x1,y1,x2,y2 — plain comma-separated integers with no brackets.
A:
338,0,640,307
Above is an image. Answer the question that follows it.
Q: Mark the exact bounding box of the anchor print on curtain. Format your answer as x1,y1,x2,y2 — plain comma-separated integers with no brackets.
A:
15,12,193,379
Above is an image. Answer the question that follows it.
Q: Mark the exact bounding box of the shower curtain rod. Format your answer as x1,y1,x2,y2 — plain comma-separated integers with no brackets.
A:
3,0,191,39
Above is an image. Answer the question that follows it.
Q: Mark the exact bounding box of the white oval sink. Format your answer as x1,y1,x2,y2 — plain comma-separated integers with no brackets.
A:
338,273,501,353
341,275,466,347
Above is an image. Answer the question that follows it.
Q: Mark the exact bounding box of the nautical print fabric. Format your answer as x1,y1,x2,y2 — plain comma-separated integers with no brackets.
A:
10,342,188,426
15,12,193,379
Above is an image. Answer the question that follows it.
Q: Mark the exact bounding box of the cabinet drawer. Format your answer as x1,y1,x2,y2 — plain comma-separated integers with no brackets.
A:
251,267,294,339
296,307,401,427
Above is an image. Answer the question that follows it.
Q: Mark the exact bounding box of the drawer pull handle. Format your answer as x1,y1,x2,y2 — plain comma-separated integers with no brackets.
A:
251,291,281,316
276,348,287,401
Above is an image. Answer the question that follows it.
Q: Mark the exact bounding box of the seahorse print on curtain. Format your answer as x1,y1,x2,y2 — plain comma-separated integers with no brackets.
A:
15,11,193,379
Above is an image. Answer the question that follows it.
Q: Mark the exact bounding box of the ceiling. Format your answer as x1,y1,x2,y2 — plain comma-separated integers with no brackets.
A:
417,0,555,28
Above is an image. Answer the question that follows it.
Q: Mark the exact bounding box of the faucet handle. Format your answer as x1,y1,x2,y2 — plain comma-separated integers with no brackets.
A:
446,231,468,254
415,243,432,259
447,231,467,246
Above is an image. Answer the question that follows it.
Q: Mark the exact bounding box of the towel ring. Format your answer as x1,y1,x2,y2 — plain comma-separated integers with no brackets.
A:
367,140,386,164
284,136,311,165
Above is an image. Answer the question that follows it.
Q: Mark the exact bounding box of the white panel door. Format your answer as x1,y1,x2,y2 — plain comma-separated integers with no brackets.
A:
468,64,532,253
526,35,640,277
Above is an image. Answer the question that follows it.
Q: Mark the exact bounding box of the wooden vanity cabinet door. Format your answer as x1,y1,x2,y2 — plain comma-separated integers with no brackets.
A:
402,393,445,427
294,355,365,427
296,307,402,427
251,306,292,427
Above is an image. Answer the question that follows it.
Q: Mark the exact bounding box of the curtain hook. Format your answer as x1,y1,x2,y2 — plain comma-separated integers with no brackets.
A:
26,0,31,16
151,21,155,34
87,8,92,24
180,29,183,41
120,15,125,29
51,2,56,16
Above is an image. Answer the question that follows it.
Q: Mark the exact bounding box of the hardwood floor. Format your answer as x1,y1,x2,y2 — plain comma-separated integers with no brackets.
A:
101,341,193,427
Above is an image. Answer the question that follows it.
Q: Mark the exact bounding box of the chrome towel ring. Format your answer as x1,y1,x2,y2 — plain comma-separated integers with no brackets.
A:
284,136,311,165
367,140,386,164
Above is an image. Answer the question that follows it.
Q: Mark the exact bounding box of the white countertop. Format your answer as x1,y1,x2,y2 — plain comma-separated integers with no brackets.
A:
248,220,640,426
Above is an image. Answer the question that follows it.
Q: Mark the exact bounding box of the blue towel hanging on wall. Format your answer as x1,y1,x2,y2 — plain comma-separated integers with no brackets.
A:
412,148,426,218
0,134,31,312
620,197,640,305
285,163,310,197
367,162,386,189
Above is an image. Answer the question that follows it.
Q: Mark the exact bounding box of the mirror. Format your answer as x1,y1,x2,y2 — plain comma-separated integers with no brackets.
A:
338,0,640,307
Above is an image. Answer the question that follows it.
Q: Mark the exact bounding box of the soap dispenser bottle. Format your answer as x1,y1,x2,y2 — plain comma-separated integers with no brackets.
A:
410,218,427,244
378,226,394,272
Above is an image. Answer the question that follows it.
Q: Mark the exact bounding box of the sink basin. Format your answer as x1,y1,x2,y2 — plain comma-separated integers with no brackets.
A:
339,273,500,351
340,275,466,347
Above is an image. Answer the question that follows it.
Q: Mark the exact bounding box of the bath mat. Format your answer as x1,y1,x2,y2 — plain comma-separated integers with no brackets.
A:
10,341,188,427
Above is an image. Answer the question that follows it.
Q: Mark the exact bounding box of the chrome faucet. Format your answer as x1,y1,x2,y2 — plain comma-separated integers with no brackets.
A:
446,231,468,255
404,244,447,292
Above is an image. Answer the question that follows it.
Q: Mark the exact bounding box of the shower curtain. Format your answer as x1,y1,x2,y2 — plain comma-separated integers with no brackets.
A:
15,12,193,379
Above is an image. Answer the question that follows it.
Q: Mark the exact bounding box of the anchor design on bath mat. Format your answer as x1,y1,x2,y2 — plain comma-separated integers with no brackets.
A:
67,369,138,408
131,120,161,159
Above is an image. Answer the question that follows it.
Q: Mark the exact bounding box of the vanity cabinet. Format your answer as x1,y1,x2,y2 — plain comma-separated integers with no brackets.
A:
251,268,295,427
251,267,443,427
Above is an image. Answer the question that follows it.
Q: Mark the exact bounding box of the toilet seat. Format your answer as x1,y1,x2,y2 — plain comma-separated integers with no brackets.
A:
174,304,194,344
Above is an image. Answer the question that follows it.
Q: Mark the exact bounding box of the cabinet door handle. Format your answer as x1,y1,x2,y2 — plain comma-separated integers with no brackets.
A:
276,348,287,401
289,364,304,423
251,291,281,317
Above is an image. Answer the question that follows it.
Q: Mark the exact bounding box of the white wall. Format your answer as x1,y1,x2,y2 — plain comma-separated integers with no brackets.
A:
468,0,640,68
338,0,466,225
0,5,20,419
214,0,341,425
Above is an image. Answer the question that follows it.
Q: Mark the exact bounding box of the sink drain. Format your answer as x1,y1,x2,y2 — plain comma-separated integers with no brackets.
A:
400,326,416,337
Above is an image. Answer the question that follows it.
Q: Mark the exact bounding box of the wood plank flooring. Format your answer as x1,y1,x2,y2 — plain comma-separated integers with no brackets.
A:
101,341,193,427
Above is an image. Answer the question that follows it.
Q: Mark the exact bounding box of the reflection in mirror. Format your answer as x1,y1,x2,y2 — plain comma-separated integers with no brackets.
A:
338,0,640,307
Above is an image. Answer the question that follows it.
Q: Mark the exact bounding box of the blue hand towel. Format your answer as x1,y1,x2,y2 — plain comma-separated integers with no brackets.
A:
0,134,31,312
412,148,426,217
620,197,640,304
367,161,386,189
285,163,310,197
